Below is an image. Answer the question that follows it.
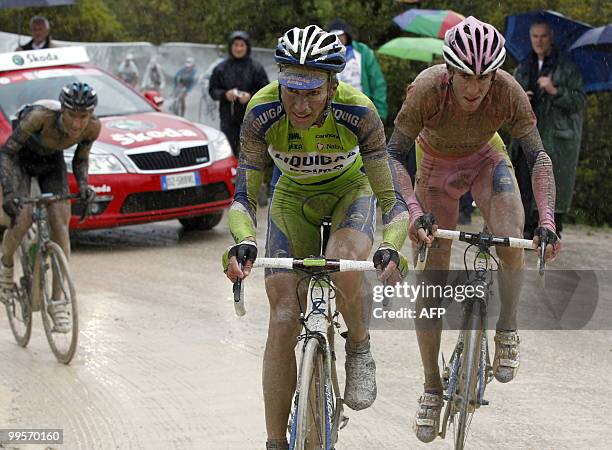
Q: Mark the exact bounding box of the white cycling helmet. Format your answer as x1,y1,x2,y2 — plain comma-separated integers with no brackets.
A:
443,16,506,75
275,25,346,89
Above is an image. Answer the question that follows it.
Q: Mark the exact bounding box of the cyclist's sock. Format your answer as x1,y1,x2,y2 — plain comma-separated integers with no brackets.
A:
424,371,443,393
346,335,369,351
0,257,13,268
265,438,289,450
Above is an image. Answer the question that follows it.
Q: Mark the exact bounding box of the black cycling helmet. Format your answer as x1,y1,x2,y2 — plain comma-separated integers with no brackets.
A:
59,82,97,111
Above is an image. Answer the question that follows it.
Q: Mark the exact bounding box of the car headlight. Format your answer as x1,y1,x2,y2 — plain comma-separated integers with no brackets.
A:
212,134,233,160
64,154,127,174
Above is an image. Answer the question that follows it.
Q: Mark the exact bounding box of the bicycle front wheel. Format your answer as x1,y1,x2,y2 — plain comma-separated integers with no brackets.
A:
6,243,33,347
453,310,483,449
39,241,78,364
291,338,332,450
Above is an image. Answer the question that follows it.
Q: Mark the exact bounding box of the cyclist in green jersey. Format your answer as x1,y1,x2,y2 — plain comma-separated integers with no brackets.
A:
223,25,410,449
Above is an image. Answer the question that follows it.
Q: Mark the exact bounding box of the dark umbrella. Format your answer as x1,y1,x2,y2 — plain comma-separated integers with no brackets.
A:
504,10,592,62
570,25,612,50
0,0,74,7
504,10,612,93
569,25,612,93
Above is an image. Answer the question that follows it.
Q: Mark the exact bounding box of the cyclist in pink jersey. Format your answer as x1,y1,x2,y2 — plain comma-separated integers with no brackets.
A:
386,17,561,443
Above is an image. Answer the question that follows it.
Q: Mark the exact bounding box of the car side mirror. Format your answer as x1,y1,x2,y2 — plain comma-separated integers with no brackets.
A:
143,90,164,109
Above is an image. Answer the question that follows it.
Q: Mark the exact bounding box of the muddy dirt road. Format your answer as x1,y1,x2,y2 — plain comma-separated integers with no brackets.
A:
1,210,610,449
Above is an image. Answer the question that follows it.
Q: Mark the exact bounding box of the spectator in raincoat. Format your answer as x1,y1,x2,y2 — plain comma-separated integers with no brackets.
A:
510,20,586,238
141,56,165,92
208,31,269,156
328,18,388,122
117,53,140,88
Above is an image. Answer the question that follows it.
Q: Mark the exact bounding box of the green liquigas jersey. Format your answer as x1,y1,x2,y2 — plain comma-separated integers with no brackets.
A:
229,81,410,251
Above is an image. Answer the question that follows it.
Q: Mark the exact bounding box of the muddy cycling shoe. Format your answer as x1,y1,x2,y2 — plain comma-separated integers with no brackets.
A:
47,299,71,334
0,260,14,286
0,261,14,305
265,439,289,450
414,391,443,443
493,330,520,383
344,337,377,411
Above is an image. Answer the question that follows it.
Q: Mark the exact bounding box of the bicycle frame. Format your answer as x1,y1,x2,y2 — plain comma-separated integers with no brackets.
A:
232,217,376,449
4,177,81,363
440,248,493,442
18,181,79,311
431,228,536,448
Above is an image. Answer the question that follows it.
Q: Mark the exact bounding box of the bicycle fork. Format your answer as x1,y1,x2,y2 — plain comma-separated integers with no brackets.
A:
440,294,491,439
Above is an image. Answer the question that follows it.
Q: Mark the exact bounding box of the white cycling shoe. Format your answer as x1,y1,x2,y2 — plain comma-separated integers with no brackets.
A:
47,299,71,333
0,260,14,305
493,330,520,383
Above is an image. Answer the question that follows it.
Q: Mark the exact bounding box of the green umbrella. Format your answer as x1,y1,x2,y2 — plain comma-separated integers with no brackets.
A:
378,37,444,62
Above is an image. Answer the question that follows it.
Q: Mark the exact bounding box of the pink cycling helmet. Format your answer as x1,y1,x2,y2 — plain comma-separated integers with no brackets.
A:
442,16,506,75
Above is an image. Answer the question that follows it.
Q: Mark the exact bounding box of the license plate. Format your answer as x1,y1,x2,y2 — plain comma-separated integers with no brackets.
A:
161,171,201,190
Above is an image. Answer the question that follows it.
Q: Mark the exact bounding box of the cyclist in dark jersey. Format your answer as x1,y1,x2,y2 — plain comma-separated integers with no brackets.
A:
0,82,100,333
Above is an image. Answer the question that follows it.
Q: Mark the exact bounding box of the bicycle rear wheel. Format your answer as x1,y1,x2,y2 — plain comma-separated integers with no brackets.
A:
5,243,33,347
39,241,78,364
290,338,332,450
453,307,483,449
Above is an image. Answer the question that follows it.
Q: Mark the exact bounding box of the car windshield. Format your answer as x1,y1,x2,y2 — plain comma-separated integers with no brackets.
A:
0,67,155,120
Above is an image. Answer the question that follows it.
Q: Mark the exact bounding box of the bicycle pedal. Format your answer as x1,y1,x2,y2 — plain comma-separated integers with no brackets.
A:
339,415,349,430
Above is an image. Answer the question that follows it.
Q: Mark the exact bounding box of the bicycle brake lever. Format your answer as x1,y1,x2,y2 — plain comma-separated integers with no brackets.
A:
232,262,246,316
538,229,547,274
537,228,547,288
233,279,242,303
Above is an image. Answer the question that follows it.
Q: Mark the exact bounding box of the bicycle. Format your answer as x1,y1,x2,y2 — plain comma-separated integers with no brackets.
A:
232,216,377,450
168,85,188,117
3,179,88,364
416,227,548,449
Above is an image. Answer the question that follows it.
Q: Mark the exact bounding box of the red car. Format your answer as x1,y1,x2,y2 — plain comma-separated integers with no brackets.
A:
0,47,237,230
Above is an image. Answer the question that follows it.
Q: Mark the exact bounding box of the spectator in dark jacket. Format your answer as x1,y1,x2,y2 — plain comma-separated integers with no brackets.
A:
15,15,54,51
510,21,585,238
208,31,269,156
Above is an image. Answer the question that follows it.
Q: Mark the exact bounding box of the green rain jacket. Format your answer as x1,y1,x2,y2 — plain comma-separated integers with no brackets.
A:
352,40,389,122
511,50,586,213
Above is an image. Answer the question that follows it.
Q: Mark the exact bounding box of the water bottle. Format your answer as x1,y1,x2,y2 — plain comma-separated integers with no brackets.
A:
474,250,489,272
24,229,37,269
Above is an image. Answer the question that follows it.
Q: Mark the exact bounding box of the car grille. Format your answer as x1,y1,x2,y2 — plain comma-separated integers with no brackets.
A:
120,182,230,214
127,145,210,171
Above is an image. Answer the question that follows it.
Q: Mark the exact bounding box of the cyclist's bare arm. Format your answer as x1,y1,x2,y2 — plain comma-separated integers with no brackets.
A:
72,121,101,191
358,108,411,254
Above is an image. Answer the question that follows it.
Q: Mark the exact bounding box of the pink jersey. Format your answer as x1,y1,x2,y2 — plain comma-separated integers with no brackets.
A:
394,64,536,156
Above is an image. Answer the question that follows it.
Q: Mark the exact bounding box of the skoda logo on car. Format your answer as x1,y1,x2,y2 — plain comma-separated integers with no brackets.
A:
168,143,181,157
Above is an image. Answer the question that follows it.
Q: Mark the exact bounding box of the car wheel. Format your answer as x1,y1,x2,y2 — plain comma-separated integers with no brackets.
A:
179,212,223,231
